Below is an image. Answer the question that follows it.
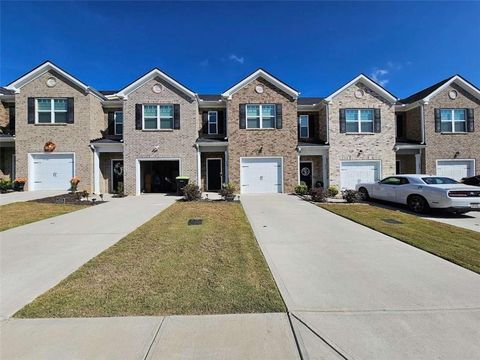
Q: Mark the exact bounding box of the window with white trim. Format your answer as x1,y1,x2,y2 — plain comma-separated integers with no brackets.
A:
440,109,466,133
246,104,275,129
208,111,218,134
114,111,123,135
299,115,309,138
143,104,173,130
345,109,373,133
36,98,67,124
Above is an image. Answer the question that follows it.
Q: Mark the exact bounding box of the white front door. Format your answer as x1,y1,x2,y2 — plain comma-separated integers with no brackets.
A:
340,161,381,190
436,160,475,181
240,157,282,194
30,153,74,190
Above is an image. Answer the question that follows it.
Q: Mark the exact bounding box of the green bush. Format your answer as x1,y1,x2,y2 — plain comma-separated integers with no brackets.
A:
0,178,12,193
182,182,202,201
327,185,339,198
309,187,327,202
342,190,361,203
219,182,236,201
294,182,308,196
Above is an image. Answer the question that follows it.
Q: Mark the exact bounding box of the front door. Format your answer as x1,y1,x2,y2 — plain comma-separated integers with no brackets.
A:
300,162,313,188
207,158,222,191
112,160,124,193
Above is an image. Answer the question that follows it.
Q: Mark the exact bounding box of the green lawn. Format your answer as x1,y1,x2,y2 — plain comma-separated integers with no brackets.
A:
0,202,87,232
15,201,285,318
319,204,480,274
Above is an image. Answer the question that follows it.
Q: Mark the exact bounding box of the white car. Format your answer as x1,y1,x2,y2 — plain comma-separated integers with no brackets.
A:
355,174,480,214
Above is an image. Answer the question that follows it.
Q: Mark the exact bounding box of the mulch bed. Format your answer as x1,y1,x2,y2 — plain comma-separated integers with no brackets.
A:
30,193,106,206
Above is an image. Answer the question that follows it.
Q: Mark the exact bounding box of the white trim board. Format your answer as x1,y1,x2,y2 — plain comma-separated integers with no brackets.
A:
222,69,299,99
325,74,397,103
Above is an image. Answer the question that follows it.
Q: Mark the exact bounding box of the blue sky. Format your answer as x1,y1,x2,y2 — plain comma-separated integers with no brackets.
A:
1,1,479,98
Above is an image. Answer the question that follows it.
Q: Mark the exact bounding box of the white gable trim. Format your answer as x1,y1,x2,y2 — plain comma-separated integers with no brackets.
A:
325,74,397,103
423,75,480,102
5,61,105,100
222,69,299,99
115,69,196,99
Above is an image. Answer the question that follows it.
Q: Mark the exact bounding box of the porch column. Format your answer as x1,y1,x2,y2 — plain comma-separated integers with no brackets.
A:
93,147,100,194
415,152,421,174
322,154,329,188
297,154,301,184
224,150,229,183
196,146,201,186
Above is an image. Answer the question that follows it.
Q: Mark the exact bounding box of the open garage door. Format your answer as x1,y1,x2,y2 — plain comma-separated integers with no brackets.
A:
139,160,180,193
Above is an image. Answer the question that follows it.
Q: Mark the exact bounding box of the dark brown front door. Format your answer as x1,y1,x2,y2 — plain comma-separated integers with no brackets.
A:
112,160,124,193
207,158,222,191
300,162,313,189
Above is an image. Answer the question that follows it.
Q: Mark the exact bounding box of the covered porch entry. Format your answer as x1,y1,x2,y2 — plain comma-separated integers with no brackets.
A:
395,143,425,175
196,140,228,192
92,139,124,194
297,143,329,189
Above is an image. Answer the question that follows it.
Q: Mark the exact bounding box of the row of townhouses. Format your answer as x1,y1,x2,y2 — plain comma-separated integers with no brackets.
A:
0,61,478,195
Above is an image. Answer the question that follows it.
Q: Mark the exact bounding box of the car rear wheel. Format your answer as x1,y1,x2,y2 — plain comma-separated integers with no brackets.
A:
358,187,370,201
407,195,429,214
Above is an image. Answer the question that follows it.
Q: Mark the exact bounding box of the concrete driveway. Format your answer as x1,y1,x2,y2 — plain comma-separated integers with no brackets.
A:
0,194,176,319
0,190,63,206
242,194,480,359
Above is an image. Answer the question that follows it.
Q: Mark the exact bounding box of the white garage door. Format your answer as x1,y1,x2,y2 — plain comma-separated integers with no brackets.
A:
30,153,74,190
437,160,475,181
240,157,282,194
340,161,381,190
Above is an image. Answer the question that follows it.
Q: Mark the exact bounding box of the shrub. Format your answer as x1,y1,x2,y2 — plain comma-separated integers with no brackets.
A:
327,185,339,198
342,190,361,203
219,182,236,201
294,182,308,196
182,182,202,201
0,178,12,193
309,187,327,202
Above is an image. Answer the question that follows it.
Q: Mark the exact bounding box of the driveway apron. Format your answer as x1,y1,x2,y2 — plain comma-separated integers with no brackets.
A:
242,194,480,360
0,194,176,319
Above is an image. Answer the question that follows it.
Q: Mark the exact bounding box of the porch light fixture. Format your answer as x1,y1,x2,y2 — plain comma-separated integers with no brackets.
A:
454,151,460,158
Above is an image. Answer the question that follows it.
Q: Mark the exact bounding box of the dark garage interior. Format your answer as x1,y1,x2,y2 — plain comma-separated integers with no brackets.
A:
140,160,179,193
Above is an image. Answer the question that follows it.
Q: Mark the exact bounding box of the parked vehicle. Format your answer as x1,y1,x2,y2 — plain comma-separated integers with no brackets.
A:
461,175,480,187
356,174,480,214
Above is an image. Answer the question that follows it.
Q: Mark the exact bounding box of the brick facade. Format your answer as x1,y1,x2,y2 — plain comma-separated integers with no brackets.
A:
226,77,298,193
122,77,198,195
328,82,396,187
424,83,480,175
14,70,104,191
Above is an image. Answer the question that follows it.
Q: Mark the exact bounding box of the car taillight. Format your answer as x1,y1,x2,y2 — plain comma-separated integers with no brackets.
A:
448,191,480,197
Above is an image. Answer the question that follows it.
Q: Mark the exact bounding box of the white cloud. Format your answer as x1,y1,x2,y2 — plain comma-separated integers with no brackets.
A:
229,54,245,64
371,68,389,86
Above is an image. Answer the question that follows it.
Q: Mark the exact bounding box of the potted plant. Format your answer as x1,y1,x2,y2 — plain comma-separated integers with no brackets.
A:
13,177,27,192
0,178,13,193
70,177,80,192
219,182,237,201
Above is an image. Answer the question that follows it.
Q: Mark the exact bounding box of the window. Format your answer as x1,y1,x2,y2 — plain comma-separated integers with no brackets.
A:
246,104,275,129
422,177,458,185
36,98,67,124
345,109,374,133
114,111,123,135
440,109,466,133
208,111,218,134
299,115,309,138
143,104,174,130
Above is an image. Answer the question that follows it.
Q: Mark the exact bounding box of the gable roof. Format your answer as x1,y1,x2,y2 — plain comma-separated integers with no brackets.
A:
5,61,105,100
222,69,299,99
399,75,480,104
115,68,196,99
324,74,397,103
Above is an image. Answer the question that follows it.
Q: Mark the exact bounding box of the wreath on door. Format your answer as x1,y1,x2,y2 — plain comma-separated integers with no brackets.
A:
301,167,311,176
113,163,123,176
44,141,56,152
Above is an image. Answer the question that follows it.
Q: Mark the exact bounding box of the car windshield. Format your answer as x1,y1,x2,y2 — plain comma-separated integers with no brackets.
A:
422,177,459,185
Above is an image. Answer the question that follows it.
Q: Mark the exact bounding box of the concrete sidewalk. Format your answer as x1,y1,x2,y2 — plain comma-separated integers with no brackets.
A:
0,194,177,319
242,194,480,359
0,313,300,360
0,190,63,206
